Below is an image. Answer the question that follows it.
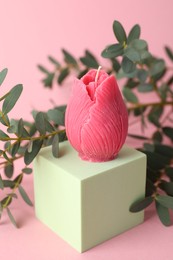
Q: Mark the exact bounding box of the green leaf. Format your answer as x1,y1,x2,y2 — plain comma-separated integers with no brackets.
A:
143,151,170,170
62,49,77,66
11,142,20,157
43,73,54,88
146,178,156,197
165,46,173,61
159,180,173,196
52,134,59,158
47,108,65,126
58,68,69,85
138,83,153,92
113,20,127,44
0,129,9,140
127,24,140,44
148,106,163,127
156,195,173,209
48,56,60,67
24,139,43,165
136,69,148,83
154,144,173,159
2,84,23,114
101,44,124,59
111,59,121,72
80,50,99,68
150,60,165,77
18,185,33,206
78,69,89,79
44,118,55,133
35,112,46,135
4,163,14,178
130,39,148,51
37,65,49,74
162,127,173,141
152,131,163,144
1,196,12,208
0,68,8,86
0,174,4,189
22,167,33,174
122,56,136,73
122,87,138,103
3,180,15,189
155,200,171,226
130,196,154,212
124,47,140,62
6,207,18,228
13,174,23,189
165,167,173,181
0,112,10,126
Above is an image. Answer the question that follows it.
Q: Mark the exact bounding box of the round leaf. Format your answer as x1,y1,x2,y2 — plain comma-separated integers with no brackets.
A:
101,44,124,59
123,87,138,103
122,56,136,73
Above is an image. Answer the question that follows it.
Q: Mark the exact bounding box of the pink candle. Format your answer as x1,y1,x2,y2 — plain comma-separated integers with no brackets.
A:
65,68,128,162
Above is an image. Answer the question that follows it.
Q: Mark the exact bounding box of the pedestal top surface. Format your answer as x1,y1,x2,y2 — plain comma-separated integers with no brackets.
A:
37,141,145,181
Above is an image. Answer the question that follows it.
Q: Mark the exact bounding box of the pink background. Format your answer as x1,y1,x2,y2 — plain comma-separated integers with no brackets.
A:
1,0,173,259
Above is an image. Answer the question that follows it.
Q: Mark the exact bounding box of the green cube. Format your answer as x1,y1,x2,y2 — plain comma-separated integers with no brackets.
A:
34,141,146,253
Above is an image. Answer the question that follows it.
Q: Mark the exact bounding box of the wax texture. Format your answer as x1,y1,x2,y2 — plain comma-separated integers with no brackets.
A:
65,69,128,162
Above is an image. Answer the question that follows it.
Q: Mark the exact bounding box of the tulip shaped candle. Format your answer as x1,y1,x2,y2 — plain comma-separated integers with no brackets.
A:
65,67,128,162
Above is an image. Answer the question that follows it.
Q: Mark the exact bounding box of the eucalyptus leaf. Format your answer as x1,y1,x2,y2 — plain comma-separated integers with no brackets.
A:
138,83,153,92
22,167,33,174
152,131,163,144
4,163,14,178
0,68,8,86
122,56,136,73
24,139,43,165
155,200,171,226
47,108,65,126
6,207,18,228
1,196,12,208
150,60,165,77
35,112,46,135
43,73,54,88
154,144,173,159
0,112,10,126
52,134,59,158
101,44,124,58
111,58,121,72
62,49,77,66
11,141,21,157
0,174,4,189
156,195,173,209
113,20,127,44
159,180,173,196
165,46,173,61
162,127,173,141
18,185,33,206
80,50,99,68
124,47,140,62
0,129,9,140
37,65,49,74
143,151,170,170
148,106,163,127
130,39,148,51
48,56,60,67
2,84,23,115
130,196,154,212
136,69,148,83
58,68,69,85
127,24,140,44
165,167,173,181
123,87,138,103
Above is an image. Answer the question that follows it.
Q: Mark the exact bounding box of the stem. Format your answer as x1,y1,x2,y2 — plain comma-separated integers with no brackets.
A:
128,101,173,111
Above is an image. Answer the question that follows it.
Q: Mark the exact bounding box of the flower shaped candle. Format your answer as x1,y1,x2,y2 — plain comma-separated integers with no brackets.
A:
65,67,128,162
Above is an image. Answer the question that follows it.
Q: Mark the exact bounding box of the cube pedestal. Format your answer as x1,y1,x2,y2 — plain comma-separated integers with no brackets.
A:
33,141,146,253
